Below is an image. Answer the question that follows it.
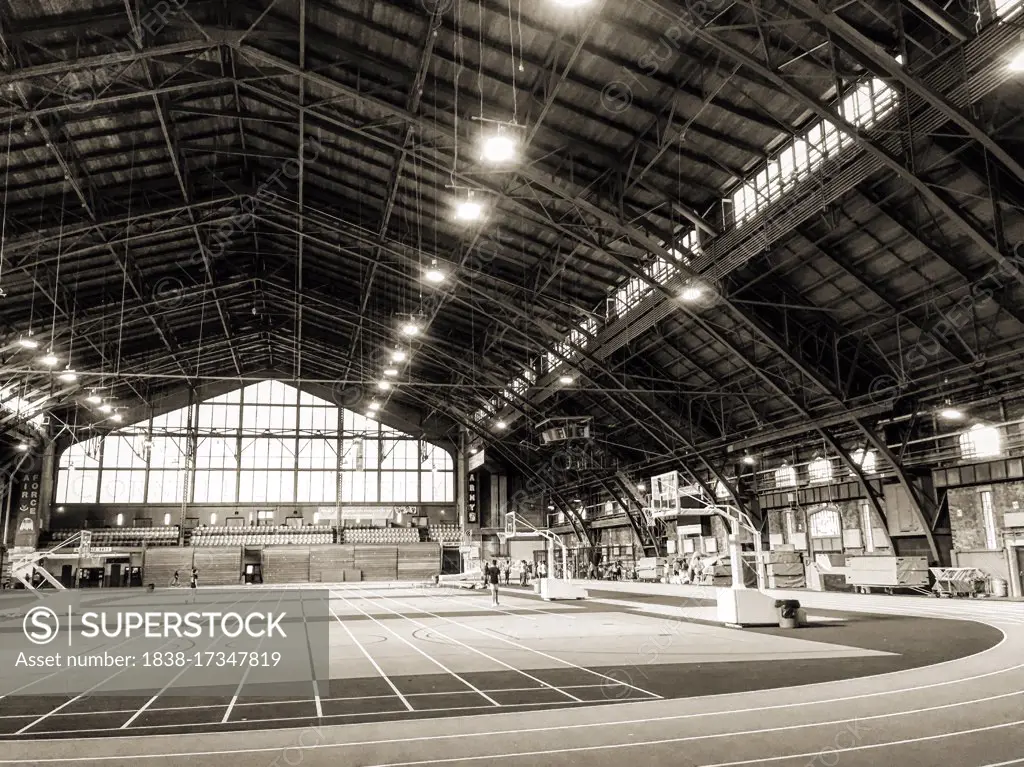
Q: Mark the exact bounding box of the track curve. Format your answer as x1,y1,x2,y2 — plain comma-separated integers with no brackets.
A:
1,589,1021,767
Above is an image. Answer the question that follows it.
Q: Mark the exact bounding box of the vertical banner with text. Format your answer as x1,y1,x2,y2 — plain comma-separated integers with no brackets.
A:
13,471,42,550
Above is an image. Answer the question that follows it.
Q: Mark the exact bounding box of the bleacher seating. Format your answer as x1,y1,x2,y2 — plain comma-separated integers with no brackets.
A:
426,524,463,545
45,527,179,547
190,525,334,547
341,527,420,544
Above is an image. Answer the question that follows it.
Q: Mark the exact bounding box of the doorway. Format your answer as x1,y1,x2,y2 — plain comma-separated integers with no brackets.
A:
244,564,263,584
1015,548,1024,597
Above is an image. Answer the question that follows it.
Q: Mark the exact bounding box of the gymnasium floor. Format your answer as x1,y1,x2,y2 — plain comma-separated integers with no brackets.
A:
0,581,1006,754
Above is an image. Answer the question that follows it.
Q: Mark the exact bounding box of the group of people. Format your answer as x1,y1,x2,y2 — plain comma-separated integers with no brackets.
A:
481,558,548,605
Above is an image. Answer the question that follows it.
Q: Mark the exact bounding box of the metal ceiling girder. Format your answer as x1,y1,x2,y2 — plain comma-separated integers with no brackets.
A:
903,0,973,41
343,2,442,383
791,223,976,368
133,24,242,376
783,0,1024,186
3,195,243,262
853,419,940,561
598,476,660,556
663,5,1024,286
817,427,892,544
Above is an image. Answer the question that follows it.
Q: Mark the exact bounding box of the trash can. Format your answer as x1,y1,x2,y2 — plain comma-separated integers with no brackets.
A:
775,599,801,629
991,578,1008,598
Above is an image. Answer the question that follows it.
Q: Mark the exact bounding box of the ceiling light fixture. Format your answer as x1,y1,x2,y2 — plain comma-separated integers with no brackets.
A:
39,351,58,367
365,410,377,420
558,375,575,385
455,197,483,222
59,367,77,383
377,380,392,391
383,367,399,377
99,403,113,414
17,333,39,349
368,401,381,411
110,412,123,423
390,349,407,363
425,260,445,283
680,285,704,302
481,132,517,163
495,420,507,430
939,406,965,421
401,320,421,336
742,453,756,465
16,443,28,452
1010,49,1024,71
86,393,102,405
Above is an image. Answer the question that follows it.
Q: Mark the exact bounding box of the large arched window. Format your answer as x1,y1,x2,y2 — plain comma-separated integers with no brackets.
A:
958,424,1002,461
809,506,842,552
56,381,454,505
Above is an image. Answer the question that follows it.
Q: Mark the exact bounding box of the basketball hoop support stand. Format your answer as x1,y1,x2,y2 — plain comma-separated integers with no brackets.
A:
504,511,586,600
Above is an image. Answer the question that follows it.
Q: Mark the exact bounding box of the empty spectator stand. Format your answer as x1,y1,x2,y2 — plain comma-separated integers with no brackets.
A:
426,524,462,545
43,527,179,547
190,525,335,546
340,527,420,544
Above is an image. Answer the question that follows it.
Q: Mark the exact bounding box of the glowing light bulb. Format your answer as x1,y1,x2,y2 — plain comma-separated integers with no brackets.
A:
455,199,483,221
481,133,517,163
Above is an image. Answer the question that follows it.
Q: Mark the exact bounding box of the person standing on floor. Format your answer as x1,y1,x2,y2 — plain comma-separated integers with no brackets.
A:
171,570,179,587
483,559,501,606
189,567,198,603
504,559,512,586
519,559,529,587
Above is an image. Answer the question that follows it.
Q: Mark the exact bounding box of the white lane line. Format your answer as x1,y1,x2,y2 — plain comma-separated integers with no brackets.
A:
330,608,414,711
221,590,288,724
0,684,618,721
1,673,1021,759
350,586,583,703
330,589,500,707
14,671,129,736
353,714,1024,766
0,622,1017,755
2,699,587,740
358,586,662,699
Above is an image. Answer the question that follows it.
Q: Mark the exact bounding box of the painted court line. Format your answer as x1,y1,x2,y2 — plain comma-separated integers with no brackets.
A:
357,587,663,699
330,589,501,707
330,607,414,711
350,587,583,703
0,635,1018,756
221,590,289,724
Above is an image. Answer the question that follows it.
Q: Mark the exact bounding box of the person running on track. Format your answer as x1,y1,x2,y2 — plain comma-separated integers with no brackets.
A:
483,559,501,606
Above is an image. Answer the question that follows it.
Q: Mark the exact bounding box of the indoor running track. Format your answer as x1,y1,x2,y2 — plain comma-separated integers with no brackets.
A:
0,585,1021,766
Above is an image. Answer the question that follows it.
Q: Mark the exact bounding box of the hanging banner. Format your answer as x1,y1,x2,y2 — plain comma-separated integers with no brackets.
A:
467,450,485,472
13,471,43,550
467,474,478,525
